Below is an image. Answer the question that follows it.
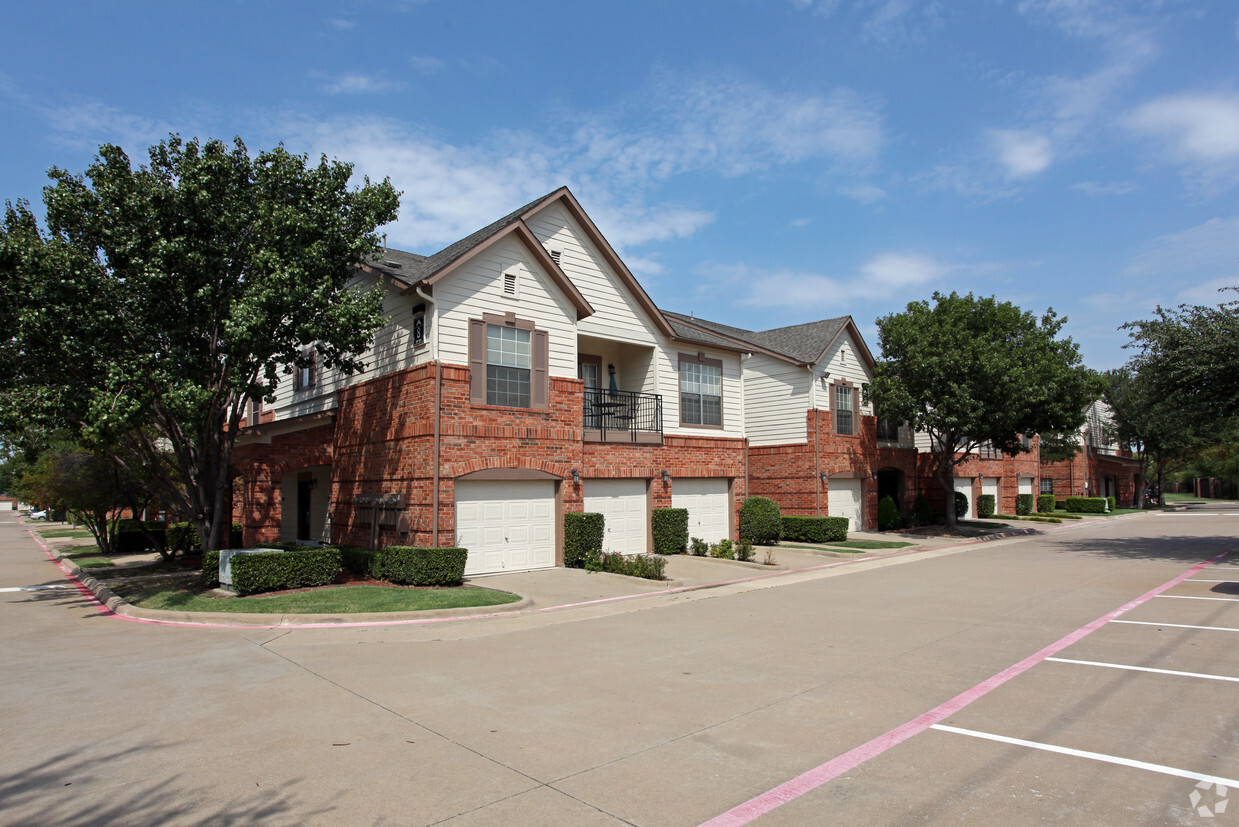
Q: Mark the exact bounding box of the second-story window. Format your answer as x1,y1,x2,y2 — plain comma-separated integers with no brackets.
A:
486,324,531,407
834,384,854,435
294,347,317,391
679,354,722,427
876,416,899,441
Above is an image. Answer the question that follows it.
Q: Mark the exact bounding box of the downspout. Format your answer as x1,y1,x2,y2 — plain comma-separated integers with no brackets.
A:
811,365,821,515
416,284,441,547
741,353,751,506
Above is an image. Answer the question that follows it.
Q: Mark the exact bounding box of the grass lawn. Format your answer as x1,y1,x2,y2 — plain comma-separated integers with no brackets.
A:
1163,492,1211,503
777,543,868,554
36,527,95,539
820,539,914,550
72,556,119,569
110,581,522,614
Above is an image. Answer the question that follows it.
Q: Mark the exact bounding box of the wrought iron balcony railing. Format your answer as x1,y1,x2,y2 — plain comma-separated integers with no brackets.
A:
583,388,663,444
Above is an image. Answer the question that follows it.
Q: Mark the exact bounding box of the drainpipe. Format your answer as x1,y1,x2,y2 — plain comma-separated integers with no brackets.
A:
810,365,821,515
416,284,441,547
741,353,751,503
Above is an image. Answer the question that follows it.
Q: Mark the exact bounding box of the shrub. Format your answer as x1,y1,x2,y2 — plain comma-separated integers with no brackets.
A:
736,538,755,562
168,522,200,554
1106,496,1116,512
710,538,734,559
782,515,849,543
1016,494,1034,516
977,494,996,519
690,537,709,556
202,550,221,587
954,491,969,519
381,546,468,586
1064,496,1107,514
338,545,383,578
877,496,900,531
230,548,342,596
913,493,934,526
588,552,666,580
1037,494,1056,514
565,512,605,568
739,496,782,545
651,508,689,555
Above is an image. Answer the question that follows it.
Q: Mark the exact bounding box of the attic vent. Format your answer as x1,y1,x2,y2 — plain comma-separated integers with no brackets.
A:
385,260,402,268
549,249,562,266
503,270,518,295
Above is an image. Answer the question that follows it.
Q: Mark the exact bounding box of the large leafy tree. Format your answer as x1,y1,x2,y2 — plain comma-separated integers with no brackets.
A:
1102,366,1203,508
869,292,1099,527
0,136,400,550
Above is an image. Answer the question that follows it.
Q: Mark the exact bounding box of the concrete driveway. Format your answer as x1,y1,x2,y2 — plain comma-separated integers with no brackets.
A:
3,506,1237,825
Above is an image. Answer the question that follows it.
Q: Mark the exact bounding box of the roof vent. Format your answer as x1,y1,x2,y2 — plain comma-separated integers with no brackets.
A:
385,260,403,268
549,249,562,266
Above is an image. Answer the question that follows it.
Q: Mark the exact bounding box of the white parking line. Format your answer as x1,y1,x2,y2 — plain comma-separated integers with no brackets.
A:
1157,595,1239,602
1185,579,1239,583
0,585,68,593
930,724,1239,788
1114,620,1239,633
1045,657,1239,683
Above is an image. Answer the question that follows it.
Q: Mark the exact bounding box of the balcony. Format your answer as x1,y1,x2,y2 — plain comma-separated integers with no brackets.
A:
583,387,663,444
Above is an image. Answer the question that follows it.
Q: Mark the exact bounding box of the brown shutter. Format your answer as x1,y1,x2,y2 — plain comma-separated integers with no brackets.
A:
532,330,549,409
469,319,486,404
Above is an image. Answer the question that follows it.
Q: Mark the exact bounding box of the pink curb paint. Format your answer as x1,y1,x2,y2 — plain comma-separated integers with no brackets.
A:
700,550,1232,827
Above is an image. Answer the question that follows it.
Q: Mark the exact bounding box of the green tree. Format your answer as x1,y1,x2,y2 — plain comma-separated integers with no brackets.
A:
0,136,400,551
869,292,1099,528
17,444,128,553
1101,367,1201,508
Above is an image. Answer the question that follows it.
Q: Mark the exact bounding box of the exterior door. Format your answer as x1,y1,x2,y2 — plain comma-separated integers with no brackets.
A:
828,479,864,531
454,480,556,576
954,477,975,519
583,479,648,555
672,479,730,544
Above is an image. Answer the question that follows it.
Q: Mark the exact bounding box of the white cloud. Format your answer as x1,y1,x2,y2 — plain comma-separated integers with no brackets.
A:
317,72,402,95
729,251,952,308
1126,92,1239,189
838,182,887,204
1071,180,1137,196
1125,215,1239,285
988,129,1054,179
409,55,445,74
789,217,813,228
329,18,357,30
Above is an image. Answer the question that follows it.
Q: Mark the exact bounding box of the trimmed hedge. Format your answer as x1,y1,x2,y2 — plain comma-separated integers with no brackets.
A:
565,512,605,567
230,548,342,596
202,550,221,587
652,508,689,555
167,522,244,554
112,528,166,554
338,545,383,578
1064,496,1107,514
977,494,996,519
381,546,467,586
877,496,900,531
1037,494,1056,514
954,491,969,519
1106,496,1116,512
588,552,667,580
1016,493,1034,516
740,496,782,545
781,515,849,543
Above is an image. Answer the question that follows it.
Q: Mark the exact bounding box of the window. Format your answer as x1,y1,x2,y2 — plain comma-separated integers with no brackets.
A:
979,440,1000,459
411,303,427,348
469,314,548,408
876,417,899,441
679,354,722,427
248,396,263,427
294,348,316,391
834,384,854,435
1040,478,1054,495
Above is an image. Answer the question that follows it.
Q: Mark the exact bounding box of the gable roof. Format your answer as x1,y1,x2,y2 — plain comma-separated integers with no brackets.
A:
359,188,594,319
663,311,876,370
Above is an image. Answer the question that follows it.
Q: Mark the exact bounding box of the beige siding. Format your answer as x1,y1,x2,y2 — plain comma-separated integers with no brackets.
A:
744,354,811,446
525,204,660,346
434,236,578,378
812,330,874,415
658,345,744,438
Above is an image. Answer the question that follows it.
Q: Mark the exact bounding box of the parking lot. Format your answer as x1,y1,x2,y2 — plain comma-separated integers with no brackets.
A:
3,507,1238,825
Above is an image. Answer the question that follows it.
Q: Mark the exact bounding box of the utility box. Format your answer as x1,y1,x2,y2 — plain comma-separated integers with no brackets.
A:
219,548,282,591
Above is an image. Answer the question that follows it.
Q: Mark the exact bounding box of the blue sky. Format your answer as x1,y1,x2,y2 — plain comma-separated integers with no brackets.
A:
2,1,1237,370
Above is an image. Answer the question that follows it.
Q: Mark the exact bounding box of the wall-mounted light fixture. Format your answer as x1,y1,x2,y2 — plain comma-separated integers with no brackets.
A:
820,472,829,483
661,470,670,483
572,469,580,484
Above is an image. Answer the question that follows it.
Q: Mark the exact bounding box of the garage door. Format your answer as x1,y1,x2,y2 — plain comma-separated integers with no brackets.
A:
827,478,863,532
1018,477,1033,497
954,477,974,519
672,479,730,545
982,477,999,513
455,480,556,576
583,479,648,556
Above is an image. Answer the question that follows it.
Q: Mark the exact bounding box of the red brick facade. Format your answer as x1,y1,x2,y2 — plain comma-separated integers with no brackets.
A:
1040,447,1141,506
914,439,1041,516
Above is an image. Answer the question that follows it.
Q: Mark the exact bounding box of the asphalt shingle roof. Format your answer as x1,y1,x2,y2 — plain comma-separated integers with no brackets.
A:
662,311,850,364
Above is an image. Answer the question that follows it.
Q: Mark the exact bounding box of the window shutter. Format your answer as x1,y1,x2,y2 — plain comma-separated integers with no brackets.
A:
532,330,549,409
308,350,317,388
469,319,486,404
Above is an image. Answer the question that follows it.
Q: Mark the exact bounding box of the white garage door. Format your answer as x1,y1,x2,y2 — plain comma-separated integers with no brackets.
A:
1018,477,1033,496
455,480,556,576
672,479,730,545
827,478,863,532
954,477,974,519
583,479,648,556
982,477,999,513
